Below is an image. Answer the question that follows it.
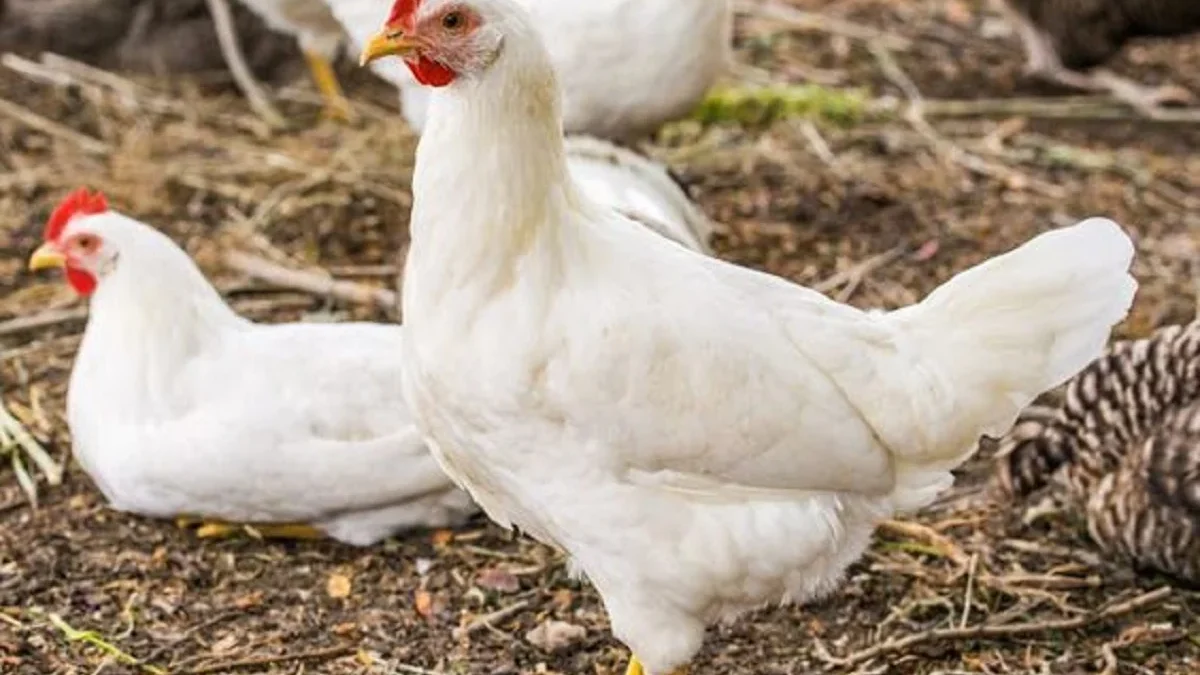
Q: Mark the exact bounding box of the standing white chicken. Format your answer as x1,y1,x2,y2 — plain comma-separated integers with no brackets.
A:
227,0,357,120
26,187,476,545
331,0,732,140
360,1,1139,673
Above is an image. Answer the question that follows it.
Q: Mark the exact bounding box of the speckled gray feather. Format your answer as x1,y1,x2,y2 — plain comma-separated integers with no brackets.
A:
993,321,1200,583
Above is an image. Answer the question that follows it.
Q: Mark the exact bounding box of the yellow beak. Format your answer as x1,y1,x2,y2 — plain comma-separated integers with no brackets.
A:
359,29,421,66
28,243,66,271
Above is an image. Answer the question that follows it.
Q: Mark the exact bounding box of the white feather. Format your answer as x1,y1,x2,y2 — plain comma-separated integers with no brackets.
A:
61,212,476,546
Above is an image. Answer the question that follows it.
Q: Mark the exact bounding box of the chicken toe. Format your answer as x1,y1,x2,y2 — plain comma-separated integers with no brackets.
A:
303,50,357,123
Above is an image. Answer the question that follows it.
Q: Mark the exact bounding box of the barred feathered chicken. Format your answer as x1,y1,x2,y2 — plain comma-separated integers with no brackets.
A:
993,322,1200,584
997,0,1200,115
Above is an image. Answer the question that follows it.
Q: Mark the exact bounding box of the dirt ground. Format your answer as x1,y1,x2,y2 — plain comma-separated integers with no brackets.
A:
3,1,1200,673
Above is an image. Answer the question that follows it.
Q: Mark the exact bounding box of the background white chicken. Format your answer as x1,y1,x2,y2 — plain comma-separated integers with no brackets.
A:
359,1,1139,673
26,187,476,545
334,0,732,140
221,0,356,121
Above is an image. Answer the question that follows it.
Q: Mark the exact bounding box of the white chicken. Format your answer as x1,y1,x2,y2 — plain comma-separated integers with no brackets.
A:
331,0,732,140
359,1,1139,673
227,0,356,120
26,187,476,545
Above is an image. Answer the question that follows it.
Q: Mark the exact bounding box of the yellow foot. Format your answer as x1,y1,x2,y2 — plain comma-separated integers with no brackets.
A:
186,519,326,541
174,515,202,529
193,521,240,539
245,523,326,540
304,49,357,123
623,655,687,675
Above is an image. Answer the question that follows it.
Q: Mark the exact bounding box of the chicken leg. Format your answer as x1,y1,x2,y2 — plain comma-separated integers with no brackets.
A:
624,656,687,675
303,50,357,122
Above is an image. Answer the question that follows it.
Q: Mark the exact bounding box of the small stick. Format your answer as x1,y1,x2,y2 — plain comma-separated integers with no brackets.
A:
867,44,1063,198
0,308,88,339
875,518,970,567
815,246,905,296
827,586,1172,668
451,599,531,640
223,250,397,310
205,0,287,129
0,96,110,155
187,645,354,674
792,119,843,175
738,0,911,51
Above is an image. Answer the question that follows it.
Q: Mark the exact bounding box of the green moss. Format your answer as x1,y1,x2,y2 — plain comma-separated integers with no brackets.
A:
692,84,872,128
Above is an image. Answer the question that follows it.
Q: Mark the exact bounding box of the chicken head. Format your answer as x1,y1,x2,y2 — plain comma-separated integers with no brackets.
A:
28,187,113,296
359,0,508,86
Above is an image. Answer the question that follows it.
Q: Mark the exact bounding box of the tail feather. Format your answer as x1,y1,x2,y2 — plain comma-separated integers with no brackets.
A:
882,218,1137,511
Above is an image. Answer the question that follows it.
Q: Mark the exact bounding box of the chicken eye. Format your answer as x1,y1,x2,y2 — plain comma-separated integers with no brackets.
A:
74,235,99,253
442,11,463,30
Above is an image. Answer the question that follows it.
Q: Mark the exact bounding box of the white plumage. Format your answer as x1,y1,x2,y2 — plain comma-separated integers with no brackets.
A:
33,201,475,546
360,1,1140,672
564,135,713,255
330,0,732,140
238,0,346,60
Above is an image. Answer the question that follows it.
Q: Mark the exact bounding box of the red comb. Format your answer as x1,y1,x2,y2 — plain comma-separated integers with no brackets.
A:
44,187,108,242
386,0,421,26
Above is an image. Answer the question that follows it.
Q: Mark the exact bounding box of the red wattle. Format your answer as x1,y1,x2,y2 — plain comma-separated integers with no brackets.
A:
65,266,97,296
406,57,457,87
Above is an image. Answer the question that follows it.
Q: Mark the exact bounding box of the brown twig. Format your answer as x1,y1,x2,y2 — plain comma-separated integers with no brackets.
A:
824,586,1172,668
0,95,110,155
223,250,398,311
451,599,531,640
0,308,88,339
815,246,905,299
737,0,911,51
866,44,1063,199
204,0,286,130
187,645,354,674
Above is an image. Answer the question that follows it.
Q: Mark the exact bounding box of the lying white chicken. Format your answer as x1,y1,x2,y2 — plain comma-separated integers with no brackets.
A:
331,0,732,140
359,1,1139,673
564,135,713,255
26,187,476,545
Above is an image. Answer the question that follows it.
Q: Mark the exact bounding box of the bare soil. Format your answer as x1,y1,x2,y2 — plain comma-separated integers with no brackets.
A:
2,1,1200,673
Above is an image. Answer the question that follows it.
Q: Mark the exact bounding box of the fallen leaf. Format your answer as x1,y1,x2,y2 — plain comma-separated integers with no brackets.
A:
525,619,587,653
476,566,520,593
913,239,940,262
415,590,434,617
551,589,574,613
333,621,358,636
942,0,972,26
210,634,239,654
431,529,454,547
234,591,263,609
326,572,353,599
